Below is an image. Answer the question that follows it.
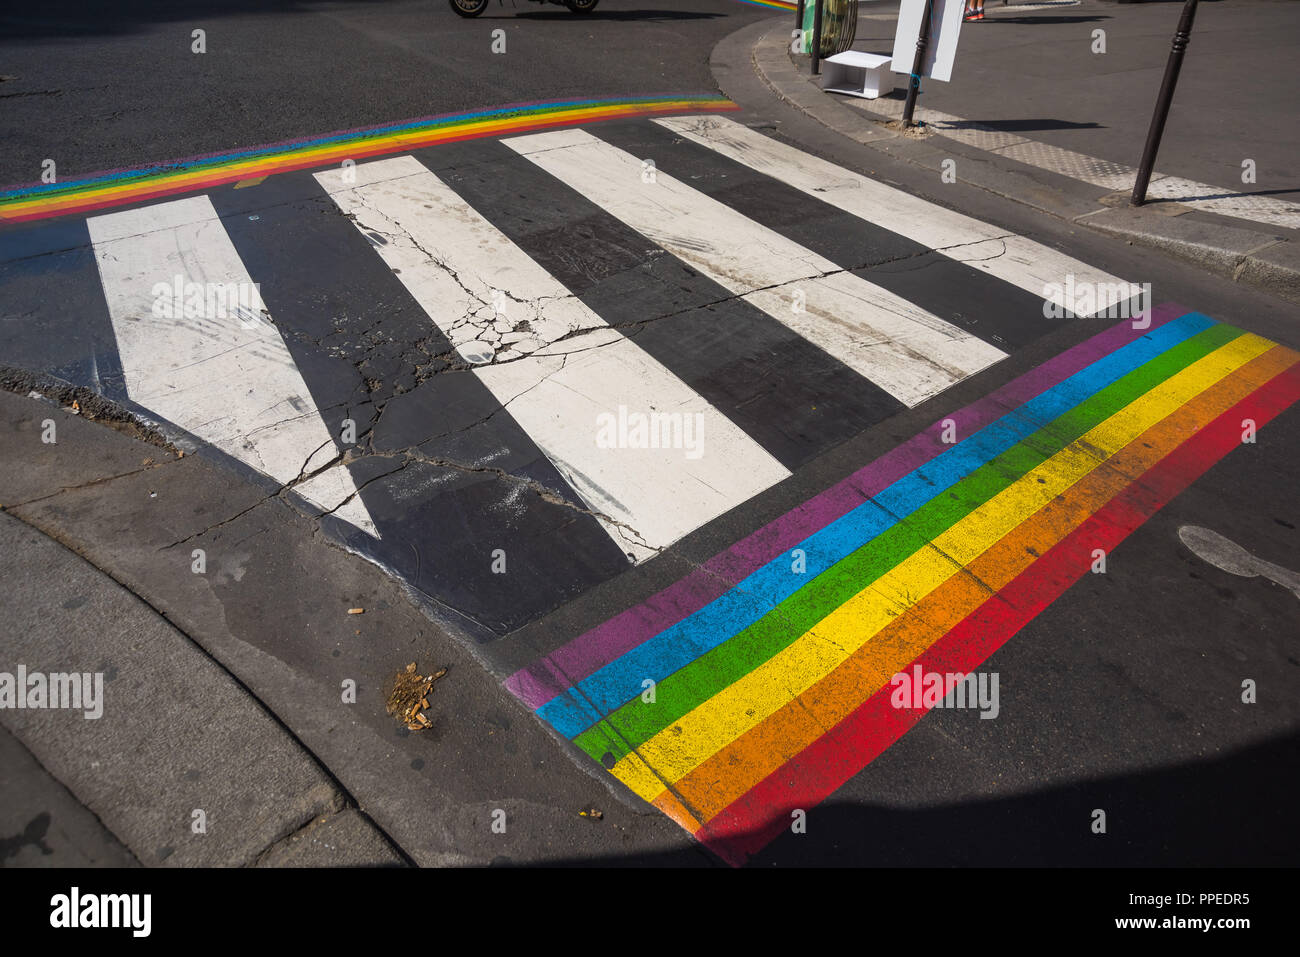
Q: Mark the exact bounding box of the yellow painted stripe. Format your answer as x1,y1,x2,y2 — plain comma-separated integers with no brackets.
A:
2,116,575,213
609,332,1273,799
0,102,722,217
664,343,1297,824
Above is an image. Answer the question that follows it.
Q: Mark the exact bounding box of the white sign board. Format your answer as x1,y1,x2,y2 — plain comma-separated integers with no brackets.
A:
891,0,964,83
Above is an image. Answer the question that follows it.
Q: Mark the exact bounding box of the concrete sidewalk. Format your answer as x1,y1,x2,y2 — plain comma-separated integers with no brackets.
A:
851,0,1297,203
748,0,1300,301
0,503,407,868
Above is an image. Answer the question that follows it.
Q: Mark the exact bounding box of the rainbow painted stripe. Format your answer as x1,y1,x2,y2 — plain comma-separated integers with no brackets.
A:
735,0,798,10
506,306,1300,865
0,94,739,225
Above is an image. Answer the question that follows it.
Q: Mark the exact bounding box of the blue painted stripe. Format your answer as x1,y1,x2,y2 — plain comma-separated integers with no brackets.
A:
538,312,1214,737
0,95,726,199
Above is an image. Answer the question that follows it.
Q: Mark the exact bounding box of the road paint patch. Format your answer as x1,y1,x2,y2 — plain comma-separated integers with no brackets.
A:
1179,526,1300,600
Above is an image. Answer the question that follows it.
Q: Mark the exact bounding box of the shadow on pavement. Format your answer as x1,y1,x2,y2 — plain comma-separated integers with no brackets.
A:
0,0,416,40
1146,186,1300,203
504,9,727,20
0,0,728,39
954,118,1104,132
987,14,1111,23
532,729,1300,866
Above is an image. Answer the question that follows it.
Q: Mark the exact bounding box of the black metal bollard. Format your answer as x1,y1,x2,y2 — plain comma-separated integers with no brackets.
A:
901,0,935,128
812,0,825,75
1131,0,1200,206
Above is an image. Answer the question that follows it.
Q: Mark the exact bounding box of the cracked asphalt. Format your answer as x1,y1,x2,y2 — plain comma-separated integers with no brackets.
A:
5,102,1299,864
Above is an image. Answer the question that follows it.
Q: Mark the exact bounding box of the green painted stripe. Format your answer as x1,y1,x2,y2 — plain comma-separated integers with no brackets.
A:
574,322,1243,763
0,96,733,203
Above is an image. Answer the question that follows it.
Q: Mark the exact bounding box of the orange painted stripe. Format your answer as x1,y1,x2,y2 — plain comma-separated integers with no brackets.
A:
0,100,738,223
696,359,1300,865
654,791,707,835
655,342,1299,826
1,112,608,221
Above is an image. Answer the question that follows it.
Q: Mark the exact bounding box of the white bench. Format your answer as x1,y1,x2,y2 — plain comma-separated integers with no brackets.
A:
822,51,894,100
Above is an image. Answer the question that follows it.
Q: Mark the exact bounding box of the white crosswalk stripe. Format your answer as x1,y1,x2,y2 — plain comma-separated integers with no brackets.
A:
313,155,791,562
653,114,1134,314
86,195,379,537
503,127,1007,408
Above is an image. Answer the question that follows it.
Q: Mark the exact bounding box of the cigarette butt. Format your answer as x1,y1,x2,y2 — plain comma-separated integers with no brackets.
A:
347,607,364,615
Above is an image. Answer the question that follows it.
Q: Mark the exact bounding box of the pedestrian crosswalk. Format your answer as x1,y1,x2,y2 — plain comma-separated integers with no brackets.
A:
1,114,1139,634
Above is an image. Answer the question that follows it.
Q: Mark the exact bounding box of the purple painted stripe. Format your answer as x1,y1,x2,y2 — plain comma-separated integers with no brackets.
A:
505,306,1187,710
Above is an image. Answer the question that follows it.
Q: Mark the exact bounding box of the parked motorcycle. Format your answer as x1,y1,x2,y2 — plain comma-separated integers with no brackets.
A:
449,0,599,17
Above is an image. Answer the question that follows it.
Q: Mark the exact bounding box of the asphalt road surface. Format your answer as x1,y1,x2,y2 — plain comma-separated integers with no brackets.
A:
0,0,768,184
1,0,1297,869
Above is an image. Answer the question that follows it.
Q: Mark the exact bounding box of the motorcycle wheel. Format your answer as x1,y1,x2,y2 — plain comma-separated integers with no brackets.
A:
449,0,490,17
565,0,599,12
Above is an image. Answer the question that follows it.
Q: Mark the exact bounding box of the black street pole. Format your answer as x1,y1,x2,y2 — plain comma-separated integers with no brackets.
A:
811,0,825,75
901,0,935,128
1131,0,1199,206
796,0,805,33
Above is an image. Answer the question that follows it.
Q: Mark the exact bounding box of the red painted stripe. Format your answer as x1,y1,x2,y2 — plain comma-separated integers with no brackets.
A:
1,103,739,225
696,362,1300,866
1,96,735,197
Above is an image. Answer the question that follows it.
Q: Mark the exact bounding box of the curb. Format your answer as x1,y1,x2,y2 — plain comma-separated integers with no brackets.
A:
1076,205,1299,304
